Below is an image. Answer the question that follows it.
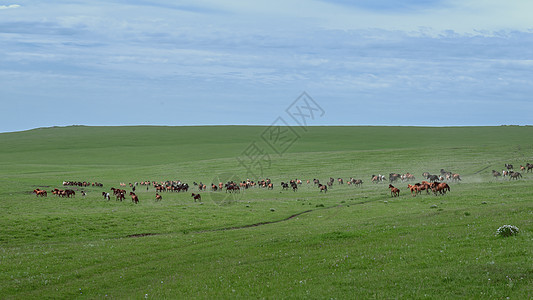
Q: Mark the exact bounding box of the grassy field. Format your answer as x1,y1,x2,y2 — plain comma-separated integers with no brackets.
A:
0,125,532,299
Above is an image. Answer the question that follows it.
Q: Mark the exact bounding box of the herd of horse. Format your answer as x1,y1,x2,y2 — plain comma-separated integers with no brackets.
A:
491,163,532,180
32,163,529,202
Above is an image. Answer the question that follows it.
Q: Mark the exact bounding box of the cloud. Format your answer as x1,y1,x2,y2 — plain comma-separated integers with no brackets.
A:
1,0,533,131
0,4,20,10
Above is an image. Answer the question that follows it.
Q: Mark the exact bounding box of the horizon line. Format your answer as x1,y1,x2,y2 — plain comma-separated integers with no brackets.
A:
2,123,532,134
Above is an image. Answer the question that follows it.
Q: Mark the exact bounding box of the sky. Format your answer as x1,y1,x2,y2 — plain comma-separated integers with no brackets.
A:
1,0,533,132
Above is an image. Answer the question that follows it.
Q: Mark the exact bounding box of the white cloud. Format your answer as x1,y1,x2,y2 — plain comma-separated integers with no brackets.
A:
0,4,20,10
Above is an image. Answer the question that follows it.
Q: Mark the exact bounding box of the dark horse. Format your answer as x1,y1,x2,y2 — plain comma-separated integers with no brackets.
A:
130,192,139,204
509,172,522,180
191,193,201,202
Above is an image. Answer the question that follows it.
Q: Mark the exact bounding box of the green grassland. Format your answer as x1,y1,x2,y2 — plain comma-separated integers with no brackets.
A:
0,125,532,299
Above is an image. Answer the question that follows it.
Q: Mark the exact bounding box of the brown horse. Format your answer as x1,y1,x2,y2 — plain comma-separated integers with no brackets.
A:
318,184,327,193
389,184,400,197
155,193,162,201
191,193,201,202
430,182,450,195
130,192,139,204
416,182,431,194
527,163,533,173
34,189,47,197
116,192,125,201
492,170,501,178
407,184,419,196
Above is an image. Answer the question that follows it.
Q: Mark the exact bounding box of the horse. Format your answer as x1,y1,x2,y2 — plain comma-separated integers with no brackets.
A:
102,192,110,200
416,182,431,194
430,182,450,195
509,172,522,180
492,170,501,178
452,174,461,182
407,184,419,196
191,193,201,202
401,173,415,182
505,164,513,170
527,163,533,173
291,181,298,192
36,189,47,197
371,175,384,183
353,179,363,187
389,173,401,182
281,182,289,190
155,193,162,201
338,178,344,185
428,175,439,182
116,192,125,201
388,184,400,197
318,184,327,193
130,192,139,204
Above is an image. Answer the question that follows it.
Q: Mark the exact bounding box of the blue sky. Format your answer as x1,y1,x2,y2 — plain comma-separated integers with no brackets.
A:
1,0,533,132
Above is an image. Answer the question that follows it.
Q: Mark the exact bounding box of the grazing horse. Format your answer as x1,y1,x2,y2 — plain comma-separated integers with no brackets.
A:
155,193,162,201
338,178,344,185
388,184,400,197
492,170,501,178
191,193,201,202
318,184,327,193
509,172,522,180
130,192,139,204
452,174,461,182
281,182,289,190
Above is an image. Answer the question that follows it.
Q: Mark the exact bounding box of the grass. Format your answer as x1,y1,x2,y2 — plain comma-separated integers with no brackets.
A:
0,125,532,299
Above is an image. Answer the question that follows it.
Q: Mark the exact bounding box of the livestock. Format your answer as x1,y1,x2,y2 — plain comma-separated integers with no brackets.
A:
130,192,139,204
509,172,522,180
388,184,400,197
191,193,201,202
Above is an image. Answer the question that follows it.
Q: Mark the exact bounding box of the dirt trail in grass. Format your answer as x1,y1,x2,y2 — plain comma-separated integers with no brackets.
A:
125,200,376,238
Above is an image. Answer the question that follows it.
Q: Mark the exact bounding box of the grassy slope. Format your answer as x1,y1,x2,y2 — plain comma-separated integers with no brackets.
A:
0,125,532,299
